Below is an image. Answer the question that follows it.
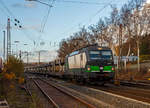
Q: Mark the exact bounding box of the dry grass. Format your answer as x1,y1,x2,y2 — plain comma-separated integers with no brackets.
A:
118,64,150,81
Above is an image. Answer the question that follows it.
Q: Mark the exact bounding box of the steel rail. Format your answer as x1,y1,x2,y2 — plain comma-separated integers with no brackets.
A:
48,77,150,103
40,78,97,108
120,80,150,87
33,79,60,108
24,86,34,102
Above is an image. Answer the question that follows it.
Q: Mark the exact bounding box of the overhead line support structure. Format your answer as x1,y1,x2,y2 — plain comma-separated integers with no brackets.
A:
7,18,11,60
3,31,6,61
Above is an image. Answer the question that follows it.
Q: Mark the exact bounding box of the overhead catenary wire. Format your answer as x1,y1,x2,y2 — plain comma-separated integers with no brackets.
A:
37,0,55,48
34,0,55,52
60,0,115,37
56,0,108,5
0,0,121,44
40,0,55,33
34,0,53,7
0,5,9,17
43,0,124,6
0,0,15,18
85,0,115,25
0,0,42,61
0,0,39,43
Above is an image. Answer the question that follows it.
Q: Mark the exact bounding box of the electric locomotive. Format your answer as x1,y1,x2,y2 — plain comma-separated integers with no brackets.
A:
64,45,115,82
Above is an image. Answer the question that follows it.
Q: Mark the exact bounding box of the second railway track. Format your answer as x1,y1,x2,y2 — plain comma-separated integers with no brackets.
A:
48,77,150,103
33,78,97,108
91,84,150,103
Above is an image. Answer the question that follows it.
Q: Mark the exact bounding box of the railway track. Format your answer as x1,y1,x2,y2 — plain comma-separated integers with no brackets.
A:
81,80,150,103
120,80,150,89
25,75,150,107
33,78,97,108
91,84,150,103
47,77,150,103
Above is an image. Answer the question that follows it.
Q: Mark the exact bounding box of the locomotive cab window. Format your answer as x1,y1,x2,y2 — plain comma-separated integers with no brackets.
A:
101,51,112,60
89,50,112,60
89,51,101,60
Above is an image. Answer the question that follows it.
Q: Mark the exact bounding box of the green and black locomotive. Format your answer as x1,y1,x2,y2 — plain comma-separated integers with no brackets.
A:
64,45,115,82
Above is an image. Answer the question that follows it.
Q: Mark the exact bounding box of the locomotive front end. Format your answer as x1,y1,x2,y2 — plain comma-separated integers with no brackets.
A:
86,47,115,81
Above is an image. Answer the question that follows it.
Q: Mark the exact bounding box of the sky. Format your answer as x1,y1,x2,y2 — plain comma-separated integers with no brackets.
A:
0,0,133,62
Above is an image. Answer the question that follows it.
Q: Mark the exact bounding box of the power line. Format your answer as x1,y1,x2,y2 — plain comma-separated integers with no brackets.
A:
56,0,107,5
37,0,55,44
60,0,114,37
35,0,53,7
0,0,41,57
0,0,15,19
40,0,55,33
0,0,39,43
0,5,9,17
85,0,114,25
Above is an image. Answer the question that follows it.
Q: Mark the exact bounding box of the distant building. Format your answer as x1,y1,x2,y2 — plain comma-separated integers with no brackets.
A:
114,56,138,65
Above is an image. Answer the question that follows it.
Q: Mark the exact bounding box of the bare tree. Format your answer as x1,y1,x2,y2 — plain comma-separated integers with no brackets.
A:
58,26,90,59
131,0,145,72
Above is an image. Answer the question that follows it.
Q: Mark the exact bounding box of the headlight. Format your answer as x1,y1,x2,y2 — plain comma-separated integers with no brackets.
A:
112,67,115,71
87,67,90,71
87,66,90,71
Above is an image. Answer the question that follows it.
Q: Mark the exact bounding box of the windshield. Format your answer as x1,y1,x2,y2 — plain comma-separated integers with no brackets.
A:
89,50,112,60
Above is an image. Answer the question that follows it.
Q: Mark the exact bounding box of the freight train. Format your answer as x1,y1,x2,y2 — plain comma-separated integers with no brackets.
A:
25,45,115,83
